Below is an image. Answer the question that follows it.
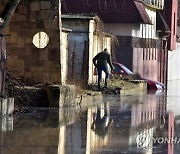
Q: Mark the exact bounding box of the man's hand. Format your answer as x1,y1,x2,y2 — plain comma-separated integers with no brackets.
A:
111,66,114,70
111,66,114,74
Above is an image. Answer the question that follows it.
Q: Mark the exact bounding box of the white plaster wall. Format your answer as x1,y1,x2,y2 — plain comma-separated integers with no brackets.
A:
167,80,180,116
105,24,133,36
61,31,68,85
133,48,159,81
88,20,112,84
168,43,180,81
88,20,96,84
105,7,158,40
136,7,157,39
89,34,112,84
167,43,180,116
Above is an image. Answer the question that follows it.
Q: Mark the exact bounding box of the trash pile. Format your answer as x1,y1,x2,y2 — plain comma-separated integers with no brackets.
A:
5,71,49,112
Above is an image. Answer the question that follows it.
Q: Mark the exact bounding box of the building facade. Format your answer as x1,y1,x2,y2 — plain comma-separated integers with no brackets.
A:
62,15,112,86
62,0,178,84
0,0,62,85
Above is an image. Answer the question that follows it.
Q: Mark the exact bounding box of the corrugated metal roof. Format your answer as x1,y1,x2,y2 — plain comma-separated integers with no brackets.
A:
62,0,152,24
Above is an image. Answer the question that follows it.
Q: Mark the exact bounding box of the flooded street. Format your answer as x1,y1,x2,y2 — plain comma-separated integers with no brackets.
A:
1,80,180,154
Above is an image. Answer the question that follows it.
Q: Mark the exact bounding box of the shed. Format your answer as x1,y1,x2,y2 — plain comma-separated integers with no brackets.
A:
62,14,113,86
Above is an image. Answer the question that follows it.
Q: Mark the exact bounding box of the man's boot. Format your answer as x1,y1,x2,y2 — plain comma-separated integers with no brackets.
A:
104,78,108,88
98,82,101,91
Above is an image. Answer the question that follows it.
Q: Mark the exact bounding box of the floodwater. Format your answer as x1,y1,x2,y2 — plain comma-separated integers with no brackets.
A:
1,80,180,154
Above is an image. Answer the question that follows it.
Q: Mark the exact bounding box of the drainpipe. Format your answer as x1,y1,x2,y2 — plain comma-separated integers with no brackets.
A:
163,35,170,90
165,40,168,90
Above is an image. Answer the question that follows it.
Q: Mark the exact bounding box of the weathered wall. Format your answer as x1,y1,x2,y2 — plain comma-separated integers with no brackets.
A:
164,0,178,50
133,48,159,81
0,0,62,85
61,30,68,85
89,34,111,84
105,7,158,39
105,23,133,36
62,18,89,85
105,7,163,82
88,19,112,84
62,17,112,86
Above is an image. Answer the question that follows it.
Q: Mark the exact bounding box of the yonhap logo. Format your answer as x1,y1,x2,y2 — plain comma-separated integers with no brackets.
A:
136,132,151,148
136,132,180,149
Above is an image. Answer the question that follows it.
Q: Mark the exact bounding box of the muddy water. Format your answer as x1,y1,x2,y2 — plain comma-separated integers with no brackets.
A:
0,80,180,154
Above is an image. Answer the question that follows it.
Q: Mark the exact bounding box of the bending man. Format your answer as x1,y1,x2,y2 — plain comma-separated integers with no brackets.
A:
93,48,114,91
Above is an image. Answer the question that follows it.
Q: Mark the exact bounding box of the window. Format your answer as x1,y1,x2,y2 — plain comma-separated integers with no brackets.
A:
32,32,49,49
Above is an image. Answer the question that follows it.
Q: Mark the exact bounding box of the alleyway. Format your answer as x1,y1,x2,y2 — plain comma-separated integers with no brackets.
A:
0,80,180,154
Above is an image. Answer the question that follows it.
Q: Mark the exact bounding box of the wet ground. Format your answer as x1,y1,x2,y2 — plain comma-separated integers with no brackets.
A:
1,80,180,154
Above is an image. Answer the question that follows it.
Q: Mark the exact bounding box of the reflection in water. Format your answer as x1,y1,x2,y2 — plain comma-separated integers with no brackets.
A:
87,102,112,154
58,94,173,154
0,91,179,154
0,116,13,154
0,116,13,132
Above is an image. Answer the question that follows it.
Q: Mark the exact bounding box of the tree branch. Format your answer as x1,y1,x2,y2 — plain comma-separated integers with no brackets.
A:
0,0,21,33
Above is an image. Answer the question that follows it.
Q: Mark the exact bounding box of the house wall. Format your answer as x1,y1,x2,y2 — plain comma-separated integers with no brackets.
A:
0,0,61,85
62,18,112,85
168,43,180,80
105,7,162,82
141,7,158,39
89,34,111,84
105,7,158,39
133,48,159,81
88,20,112,84
88,20,96,84
67,32,88,84
62,19,89,85
164,0,178,50
133,6,159,81
105,24,133,36
61,31,68,85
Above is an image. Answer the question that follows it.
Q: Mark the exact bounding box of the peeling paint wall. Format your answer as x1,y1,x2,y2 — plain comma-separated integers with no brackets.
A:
67,32,88,83
62,18,89,85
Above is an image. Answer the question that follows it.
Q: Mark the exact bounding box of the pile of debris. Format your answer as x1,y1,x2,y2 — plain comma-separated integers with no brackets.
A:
5,71,49,112
87,75,139,95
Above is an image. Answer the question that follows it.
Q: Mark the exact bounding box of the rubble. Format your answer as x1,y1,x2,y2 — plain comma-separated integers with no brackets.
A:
5,71,49,112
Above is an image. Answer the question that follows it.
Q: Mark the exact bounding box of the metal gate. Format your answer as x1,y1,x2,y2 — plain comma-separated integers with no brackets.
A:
67,33,88,87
